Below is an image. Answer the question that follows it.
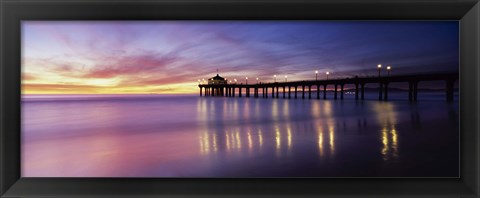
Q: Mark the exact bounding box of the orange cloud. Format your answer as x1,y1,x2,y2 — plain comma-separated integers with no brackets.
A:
22,73,37,81
23,84,107,94
22,82,199,95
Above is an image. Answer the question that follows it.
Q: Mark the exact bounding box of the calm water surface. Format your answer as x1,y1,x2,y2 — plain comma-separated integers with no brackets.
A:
22,94,459,177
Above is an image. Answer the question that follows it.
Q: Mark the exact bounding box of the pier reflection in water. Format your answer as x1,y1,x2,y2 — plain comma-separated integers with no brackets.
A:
194,97,457,177
22,95,458,177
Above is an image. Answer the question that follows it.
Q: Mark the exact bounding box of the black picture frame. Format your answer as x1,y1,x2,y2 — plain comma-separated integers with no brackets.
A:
1,0,479,197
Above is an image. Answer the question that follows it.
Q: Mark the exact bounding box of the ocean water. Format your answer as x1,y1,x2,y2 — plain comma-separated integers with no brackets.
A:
21,92,459,177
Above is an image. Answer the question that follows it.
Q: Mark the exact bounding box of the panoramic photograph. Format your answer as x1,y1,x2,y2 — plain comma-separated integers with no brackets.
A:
21,21,459,177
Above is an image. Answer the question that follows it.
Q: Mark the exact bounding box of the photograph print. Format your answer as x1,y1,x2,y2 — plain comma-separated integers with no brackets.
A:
21,21,459,177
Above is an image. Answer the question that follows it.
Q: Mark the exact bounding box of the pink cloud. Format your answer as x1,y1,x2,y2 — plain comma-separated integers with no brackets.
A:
81,53,179,79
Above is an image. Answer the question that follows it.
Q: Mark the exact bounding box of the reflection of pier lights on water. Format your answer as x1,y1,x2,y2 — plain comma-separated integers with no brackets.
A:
197,99,211,155
196,128,263,155
199,99,338,157
272,99,278,115
198,99,249,155
318,128,324,157
236,131,242,150
374,103,399,161
273,124,292,156
212,134,218,152
254,99,261,117
199,72,458,102
316,121,336,158
286,124,292,151
312,101,321,117
200,126,264,154
199,132,210,155
199,125,303,156
315,101,335,157
283,100,290,118
225,130,243,152
199,97,340,156
381,127,399,160
275,127,281,156
247,131,253,151
225,133,231,151
329,125,335,155
258,129,263,147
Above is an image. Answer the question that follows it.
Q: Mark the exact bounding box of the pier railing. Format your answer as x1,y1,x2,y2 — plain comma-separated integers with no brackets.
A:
198,72,458,101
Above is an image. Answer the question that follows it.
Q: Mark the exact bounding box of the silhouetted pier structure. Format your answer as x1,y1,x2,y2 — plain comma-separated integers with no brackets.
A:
199,73,458,102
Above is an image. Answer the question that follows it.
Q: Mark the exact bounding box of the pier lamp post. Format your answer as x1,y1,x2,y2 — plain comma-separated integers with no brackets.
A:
315,70,318,81
256,77,259,84
229,80,232,83
198,79,201,85
285,75,288,82
246,77,248,84
387,66,391,76
274,75,277,83
234,79,237,84
326,72,330,80
377,64,382,77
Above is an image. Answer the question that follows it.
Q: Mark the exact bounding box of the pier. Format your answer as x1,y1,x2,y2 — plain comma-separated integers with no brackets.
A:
198,72,458,102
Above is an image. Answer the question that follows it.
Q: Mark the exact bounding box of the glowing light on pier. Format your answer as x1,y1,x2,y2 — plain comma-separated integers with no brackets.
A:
377,64,382,77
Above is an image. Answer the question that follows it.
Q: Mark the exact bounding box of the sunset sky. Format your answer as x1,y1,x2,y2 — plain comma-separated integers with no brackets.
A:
22,21,459,94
